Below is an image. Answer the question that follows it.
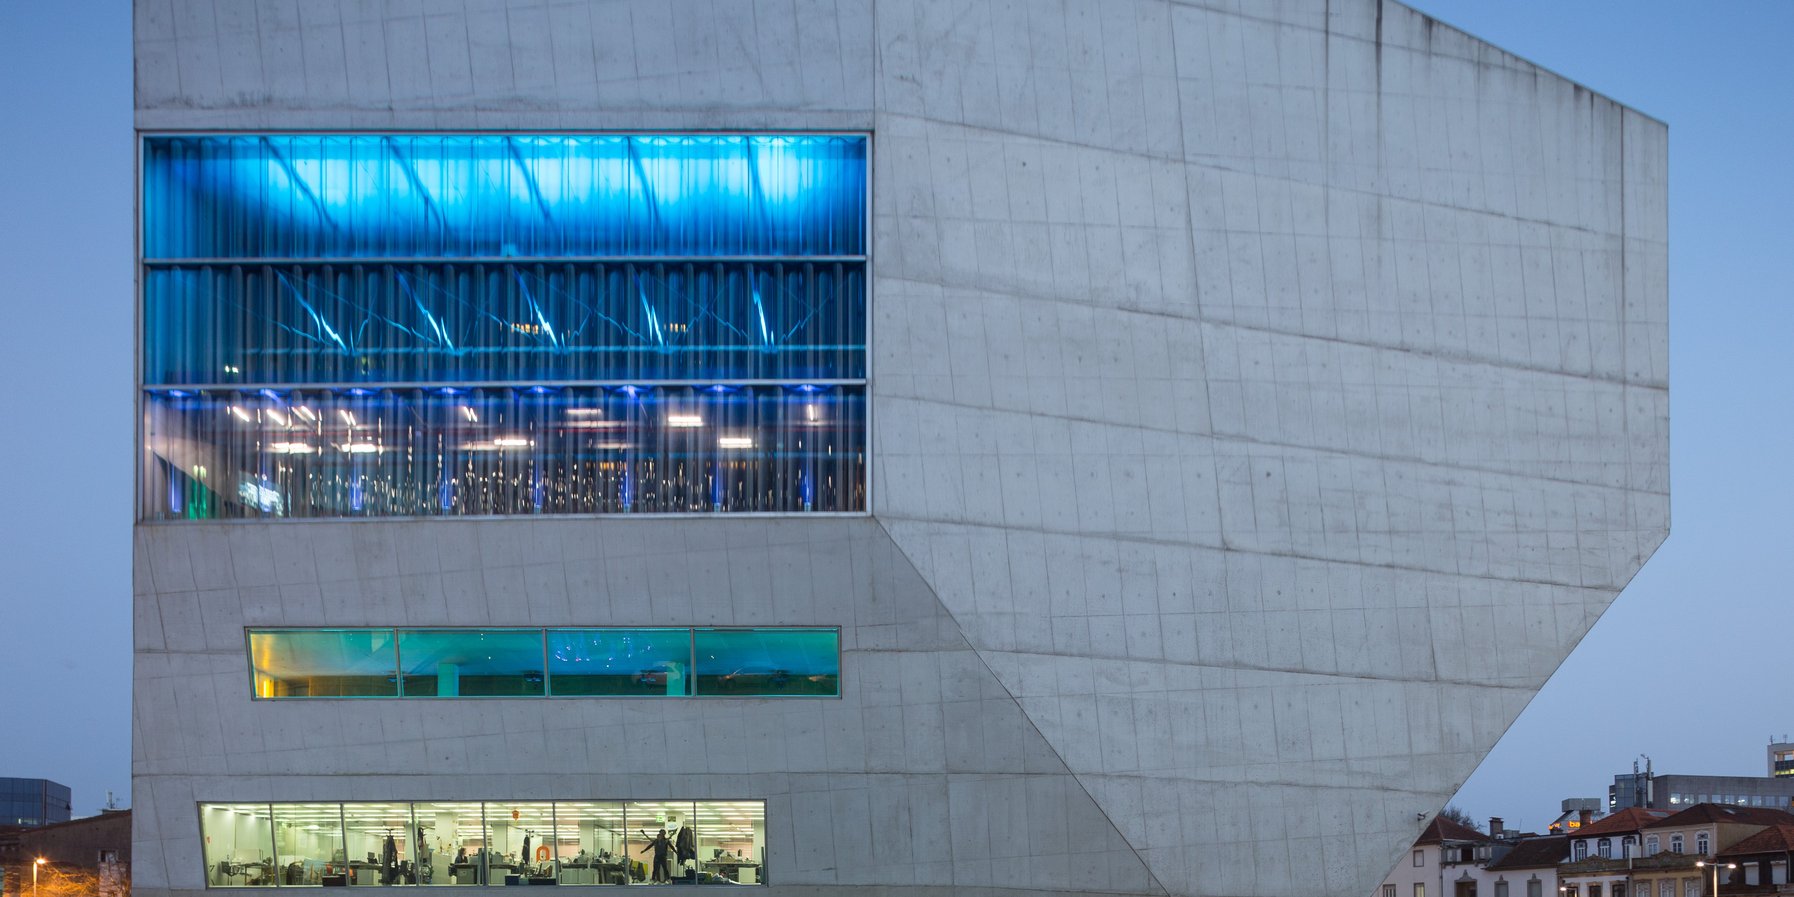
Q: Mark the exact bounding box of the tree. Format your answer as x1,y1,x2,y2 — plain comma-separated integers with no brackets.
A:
1439,804,1481,831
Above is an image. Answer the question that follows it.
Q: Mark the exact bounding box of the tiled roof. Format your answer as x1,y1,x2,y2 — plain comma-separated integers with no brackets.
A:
1718,823,1794,857
1418,816,1493,845
1571,807,1675,838
1645,804,1794,830
1486,836,1569,871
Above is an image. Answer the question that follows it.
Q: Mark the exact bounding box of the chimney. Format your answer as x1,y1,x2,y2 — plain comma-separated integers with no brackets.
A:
1579,808,1593,827
1489,817,1504,838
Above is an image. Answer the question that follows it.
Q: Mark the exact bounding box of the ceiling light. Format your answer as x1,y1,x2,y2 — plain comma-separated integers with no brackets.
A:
494,437,530,447
461,406,478,423
718,437,754,449
340,443,380,454
338,409,357,426
294,405,317,422
566,408,603,416
229,406,252,423
266,408,289,426
667,414,703,428
269,442,315,454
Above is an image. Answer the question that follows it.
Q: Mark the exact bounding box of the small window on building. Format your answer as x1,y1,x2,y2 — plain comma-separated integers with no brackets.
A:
1660,879,1674,897
1528,880,1542,897
1590,884,1603,897
1646,835,1659,856
1684,878,1700,897
1622,836,1634,859
1415,850,1425,867
1670,834,1683,854
1696,832,1709,855
1614,884,1626,897
1385,885,1398,897
1599,838,1612,859
1575,841,1588,861
1416,883,1426,897
1495,882,1509,897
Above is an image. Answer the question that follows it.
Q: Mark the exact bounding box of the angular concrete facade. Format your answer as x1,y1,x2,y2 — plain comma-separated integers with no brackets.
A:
132,2,1668,897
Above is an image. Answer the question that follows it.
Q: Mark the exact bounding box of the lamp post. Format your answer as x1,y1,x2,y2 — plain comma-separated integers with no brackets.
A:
33,857,46,897
1695,860,1737,897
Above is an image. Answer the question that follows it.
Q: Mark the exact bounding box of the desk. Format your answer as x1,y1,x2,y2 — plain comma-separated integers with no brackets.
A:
701,860,760,884
560,863,628,886
448,863,482,885
348,863,385,885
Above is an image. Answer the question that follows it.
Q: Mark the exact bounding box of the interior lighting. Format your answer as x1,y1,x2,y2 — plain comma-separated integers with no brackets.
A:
566,408,603,416
338,409,357,426
266,408,289,426
718,437,754,449
269,442,315,454
805,404,818,422
667,414,703,428
229,406,253,423
294,405,317,422
461,405,478,422
340,443,381,454
493,437,531,447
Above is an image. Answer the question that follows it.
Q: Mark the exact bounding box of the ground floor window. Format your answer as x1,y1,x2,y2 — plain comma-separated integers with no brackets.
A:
199,801,766,887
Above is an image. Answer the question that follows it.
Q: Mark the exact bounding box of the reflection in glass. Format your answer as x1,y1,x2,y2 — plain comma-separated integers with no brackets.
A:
547,629,691,697
144,262,866,386
340,804,416,886
625,802,697,885
412,802,485,887
142,385,866,520
480,803,556,884
397,630,544,697
694,801,766,886
201,804,276,887
693,629,840,696
248,630,398,698
550,802,628,886
271,803,345,886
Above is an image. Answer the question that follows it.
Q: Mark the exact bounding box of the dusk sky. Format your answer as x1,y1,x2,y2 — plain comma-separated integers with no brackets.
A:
1,0,1789,833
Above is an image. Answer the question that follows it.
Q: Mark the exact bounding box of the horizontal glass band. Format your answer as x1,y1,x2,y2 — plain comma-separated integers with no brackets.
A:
144,134,866,260
247,628,841,699
143,260,866,385
200,800,768,888
146,385,865,520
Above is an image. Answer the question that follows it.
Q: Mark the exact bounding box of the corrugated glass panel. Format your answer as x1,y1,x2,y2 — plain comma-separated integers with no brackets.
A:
247,629,398,698
143,260,865,385
143,385,864,519
692,629,839,697
143,135,866,260
397,630,545,697
546,629,692,696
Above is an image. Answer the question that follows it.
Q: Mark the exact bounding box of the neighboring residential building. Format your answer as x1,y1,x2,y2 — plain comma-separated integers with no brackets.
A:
1715,822,1794,888
1480,835,1569,897
1553,800,1611,834
128,1,1671,896
1559,807,1675,897
0,778,71,828
1376,817,1494,897
0,810,131,897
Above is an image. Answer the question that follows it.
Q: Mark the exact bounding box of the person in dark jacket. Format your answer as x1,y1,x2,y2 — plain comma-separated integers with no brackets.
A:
637,829,672,883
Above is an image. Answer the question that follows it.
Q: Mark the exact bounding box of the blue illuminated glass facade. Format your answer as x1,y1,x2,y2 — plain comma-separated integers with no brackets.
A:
141,135,867,519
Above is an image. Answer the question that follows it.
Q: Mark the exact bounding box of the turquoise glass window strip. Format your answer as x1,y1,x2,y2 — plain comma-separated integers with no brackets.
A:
245,628,840,699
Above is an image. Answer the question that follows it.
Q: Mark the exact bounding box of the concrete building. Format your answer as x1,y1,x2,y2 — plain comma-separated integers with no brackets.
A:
1610,775,1794,813
130,1,1669,896
0,779,70,829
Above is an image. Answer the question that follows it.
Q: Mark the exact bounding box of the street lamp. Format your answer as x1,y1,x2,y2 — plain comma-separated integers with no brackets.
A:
1695,860,1737,897
34,857,46,897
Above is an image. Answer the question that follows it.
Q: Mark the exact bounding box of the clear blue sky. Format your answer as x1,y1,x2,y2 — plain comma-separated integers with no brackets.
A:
0,0,1789,830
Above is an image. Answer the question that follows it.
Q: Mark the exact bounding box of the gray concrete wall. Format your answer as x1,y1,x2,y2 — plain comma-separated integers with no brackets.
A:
133,2,1668,896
